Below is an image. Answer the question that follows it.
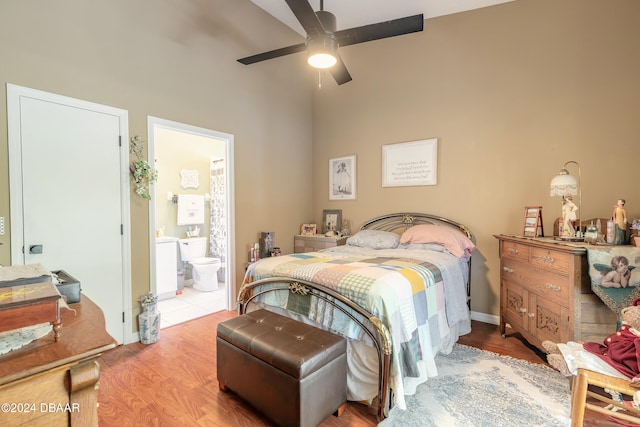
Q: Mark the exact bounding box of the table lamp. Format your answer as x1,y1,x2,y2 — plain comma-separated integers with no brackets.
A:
550,161,582,240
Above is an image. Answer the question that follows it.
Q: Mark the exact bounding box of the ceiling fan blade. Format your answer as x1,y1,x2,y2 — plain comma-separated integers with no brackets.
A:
335,14,424,47
329,53,352,85
284,0,326,37
237,42,306,65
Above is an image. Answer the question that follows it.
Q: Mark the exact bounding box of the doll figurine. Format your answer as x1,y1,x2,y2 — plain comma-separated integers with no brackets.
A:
561,196,578,237
613,199,627,245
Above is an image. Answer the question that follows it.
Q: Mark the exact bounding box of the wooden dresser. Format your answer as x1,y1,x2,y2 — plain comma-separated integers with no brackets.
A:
494,235,617,351
0,295,116,426
293,235,347,253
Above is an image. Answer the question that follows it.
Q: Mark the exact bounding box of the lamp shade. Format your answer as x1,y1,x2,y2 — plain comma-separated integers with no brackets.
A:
550,170,578,196
307,36,337,69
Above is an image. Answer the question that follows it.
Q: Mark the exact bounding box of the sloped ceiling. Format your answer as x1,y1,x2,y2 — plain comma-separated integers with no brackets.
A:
251,0,516,36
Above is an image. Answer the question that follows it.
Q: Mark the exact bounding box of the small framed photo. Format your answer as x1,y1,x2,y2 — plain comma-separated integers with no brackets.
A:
522,206,543,237
329,155,356,200
322,209,342,234
300,224,317,236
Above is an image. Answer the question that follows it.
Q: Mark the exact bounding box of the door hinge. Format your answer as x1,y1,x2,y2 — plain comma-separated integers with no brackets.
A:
118,135,122,147
122,312,125,323
121,224,124,235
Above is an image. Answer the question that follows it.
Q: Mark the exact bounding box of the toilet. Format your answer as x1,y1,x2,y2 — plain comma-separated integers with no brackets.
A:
178,237,221,292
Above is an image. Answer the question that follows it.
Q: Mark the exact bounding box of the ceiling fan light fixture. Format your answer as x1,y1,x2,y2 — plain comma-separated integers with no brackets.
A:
307,35,337,69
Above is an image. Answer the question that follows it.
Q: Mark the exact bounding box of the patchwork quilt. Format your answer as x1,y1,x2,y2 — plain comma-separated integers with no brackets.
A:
243,248,466,407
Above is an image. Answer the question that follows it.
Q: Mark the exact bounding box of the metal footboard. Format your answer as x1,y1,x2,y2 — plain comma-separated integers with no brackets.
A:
238,277,392,420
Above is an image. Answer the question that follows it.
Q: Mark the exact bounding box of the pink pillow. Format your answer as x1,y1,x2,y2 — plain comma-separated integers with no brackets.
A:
399,224,475,258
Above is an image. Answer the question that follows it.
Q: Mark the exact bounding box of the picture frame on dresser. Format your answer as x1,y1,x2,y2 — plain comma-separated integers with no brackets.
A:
300,224,317,236
522,206,543,237
322,209,342,234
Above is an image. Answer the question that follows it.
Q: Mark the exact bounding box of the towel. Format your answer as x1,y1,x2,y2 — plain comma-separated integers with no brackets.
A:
177,194,205,225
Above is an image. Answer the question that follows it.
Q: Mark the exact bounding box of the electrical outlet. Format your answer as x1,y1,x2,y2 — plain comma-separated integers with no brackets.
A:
0,217,4,235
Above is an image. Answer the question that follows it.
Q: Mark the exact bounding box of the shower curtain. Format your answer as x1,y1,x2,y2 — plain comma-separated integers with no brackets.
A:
210,158,226,282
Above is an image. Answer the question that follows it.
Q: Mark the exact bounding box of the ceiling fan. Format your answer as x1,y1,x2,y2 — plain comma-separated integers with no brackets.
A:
238,0,424,85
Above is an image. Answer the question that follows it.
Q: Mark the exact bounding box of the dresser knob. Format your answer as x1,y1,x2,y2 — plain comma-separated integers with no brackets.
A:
541,255,555,263
528,312,535,318
519,307,527,313
546,283,561,292
508,248,519,254
503,267,514,273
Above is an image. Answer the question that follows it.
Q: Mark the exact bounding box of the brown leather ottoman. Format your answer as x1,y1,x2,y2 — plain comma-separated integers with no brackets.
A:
216,309,347,427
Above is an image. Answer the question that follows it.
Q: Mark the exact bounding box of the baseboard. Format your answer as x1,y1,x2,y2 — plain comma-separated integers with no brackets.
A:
470,311,499,325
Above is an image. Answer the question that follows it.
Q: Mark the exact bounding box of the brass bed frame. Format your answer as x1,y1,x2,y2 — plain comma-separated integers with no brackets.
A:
237,212,473,420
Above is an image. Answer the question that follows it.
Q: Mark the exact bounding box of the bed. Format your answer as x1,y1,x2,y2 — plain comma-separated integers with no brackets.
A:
238,212,474,419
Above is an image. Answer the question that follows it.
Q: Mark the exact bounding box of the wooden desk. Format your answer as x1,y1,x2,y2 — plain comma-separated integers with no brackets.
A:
0,295,116,426
0,281,62,341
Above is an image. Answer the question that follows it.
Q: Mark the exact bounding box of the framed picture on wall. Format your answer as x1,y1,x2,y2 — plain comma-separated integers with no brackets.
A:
329,155,356,200
322,209,342,234
382,138,438,187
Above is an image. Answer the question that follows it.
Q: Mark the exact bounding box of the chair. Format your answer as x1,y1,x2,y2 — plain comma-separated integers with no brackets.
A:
571,368,640,426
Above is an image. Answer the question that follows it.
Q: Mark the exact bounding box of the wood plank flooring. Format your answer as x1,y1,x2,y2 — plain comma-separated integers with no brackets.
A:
97,312,617,426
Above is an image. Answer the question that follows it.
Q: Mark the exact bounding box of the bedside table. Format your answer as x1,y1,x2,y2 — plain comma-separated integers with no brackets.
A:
294,235,347,253
494,234,617,351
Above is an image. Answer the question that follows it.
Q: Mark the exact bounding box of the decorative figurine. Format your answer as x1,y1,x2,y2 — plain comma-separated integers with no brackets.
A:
561,196,578,238
613,199,627,245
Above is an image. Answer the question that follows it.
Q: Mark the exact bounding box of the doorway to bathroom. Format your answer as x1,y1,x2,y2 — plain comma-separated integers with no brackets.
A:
148,117,235,329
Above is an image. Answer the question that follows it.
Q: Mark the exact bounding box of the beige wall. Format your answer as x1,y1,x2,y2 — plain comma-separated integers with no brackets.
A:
154,127,226,243
1,0,638,326
312,0,640,318
0,0,314,326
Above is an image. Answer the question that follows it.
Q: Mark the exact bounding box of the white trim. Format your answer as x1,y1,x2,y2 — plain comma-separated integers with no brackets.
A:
470,310,499,325
6,83,133,344
147,116,236,312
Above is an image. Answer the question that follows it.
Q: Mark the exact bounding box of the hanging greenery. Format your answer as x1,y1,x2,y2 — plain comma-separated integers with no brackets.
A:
130,136,158,200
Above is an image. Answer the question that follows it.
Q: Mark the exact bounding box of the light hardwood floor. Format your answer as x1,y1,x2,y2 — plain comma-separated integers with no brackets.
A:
97,312,616,426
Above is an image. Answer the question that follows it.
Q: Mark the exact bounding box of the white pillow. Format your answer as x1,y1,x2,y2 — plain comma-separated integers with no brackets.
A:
346,230,400,249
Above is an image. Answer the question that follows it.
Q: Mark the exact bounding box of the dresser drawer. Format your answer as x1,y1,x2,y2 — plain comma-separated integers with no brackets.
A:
294,236,346,253
529,247,572,275
501,258,571,307
500,240,530,263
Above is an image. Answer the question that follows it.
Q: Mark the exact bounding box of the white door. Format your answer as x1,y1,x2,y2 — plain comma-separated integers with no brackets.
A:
7,84,131,344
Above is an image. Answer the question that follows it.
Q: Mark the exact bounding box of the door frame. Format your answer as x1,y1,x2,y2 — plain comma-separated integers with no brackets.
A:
6,83,133,343
147,116,236,310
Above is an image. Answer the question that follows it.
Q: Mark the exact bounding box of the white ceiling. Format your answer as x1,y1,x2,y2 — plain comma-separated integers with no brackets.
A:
250,0,516,36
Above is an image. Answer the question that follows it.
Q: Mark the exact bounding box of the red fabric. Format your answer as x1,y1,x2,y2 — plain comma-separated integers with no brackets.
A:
583,324,640,380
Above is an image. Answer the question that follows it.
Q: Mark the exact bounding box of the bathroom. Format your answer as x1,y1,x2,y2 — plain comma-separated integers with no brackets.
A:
150,120,233,329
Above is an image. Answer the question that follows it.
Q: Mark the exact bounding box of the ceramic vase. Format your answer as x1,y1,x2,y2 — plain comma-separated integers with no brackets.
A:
138,303,160,344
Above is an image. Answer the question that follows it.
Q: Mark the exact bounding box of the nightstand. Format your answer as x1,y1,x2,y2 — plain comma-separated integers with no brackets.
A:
294,235,347,253
494,234,617,351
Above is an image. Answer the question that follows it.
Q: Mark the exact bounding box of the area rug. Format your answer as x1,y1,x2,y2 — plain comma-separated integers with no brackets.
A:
379,344,571,427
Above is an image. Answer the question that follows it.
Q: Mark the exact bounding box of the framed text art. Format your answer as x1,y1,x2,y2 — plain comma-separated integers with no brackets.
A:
382,138,438,187
329,155,356,200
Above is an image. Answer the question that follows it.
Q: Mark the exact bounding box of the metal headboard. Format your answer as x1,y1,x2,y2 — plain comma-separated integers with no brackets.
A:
360,212,473,239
